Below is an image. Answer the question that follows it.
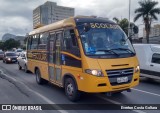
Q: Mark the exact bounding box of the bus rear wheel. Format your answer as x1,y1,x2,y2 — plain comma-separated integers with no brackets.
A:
35,69,48,85
65,78,80,102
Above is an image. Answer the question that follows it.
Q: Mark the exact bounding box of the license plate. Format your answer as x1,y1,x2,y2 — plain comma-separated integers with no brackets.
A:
117,77,128,83
12,60,16,61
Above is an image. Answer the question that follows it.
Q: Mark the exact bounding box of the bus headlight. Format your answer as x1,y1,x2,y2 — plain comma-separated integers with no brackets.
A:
85,69,104,77
135,66,140,73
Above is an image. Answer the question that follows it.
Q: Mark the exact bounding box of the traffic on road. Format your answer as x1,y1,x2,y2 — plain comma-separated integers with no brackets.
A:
0,16,160,113
0,60,160,113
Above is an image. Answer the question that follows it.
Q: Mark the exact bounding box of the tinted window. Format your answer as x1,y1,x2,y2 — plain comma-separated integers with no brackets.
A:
27,36,32,50
21,53,26,58
152,53,160,64
49,34,55,63
0,52,3,54
17,50,22,52
63,29,80,57
31,34,39,50
6,53,17,56
38,32,48,50
77,22,135,58
54,32,63,65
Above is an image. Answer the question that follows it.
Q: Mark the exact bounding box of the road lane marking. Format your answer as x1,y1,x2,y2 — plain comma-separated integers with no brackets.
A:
132,88,160,97
97,96,146,113
0,70,68,113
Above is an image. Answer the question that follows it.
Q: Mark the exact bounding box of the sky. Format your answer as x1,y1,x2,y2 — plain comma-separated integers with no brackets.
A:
0,0,160,39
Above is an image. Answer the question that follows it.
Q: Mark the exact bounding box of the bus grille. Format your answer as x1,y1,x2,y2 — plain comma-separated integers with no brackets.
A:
106,68,134,86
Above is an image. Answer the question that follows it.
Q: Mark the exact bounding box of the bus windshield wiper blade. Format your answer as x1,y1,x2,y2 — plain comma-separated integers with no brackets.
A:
111,48,135,54
96,49,120,56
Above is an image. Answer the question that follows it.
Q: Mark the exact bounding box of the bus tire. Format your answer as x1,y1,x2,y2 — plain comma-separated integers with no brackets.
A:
35,68,48,85
24,65,28,73
65,77,80,102
18,63,22,70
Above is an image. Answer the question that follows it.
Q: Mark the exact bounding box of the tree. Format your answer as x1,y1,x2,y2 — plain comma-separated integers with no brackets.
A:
113,17,138,43
3,39,20,50
0,41,4,50
113,17,129,35
134,0,160,43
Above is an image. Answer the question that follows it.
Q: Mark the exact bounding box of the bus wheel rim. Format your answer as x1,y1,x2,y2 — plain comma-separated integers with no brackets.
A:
67,83,74,96
36,71,40,82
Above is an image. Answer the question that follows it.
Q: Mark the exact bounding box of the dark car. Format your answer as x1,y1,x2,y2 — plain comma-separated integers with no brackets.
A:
3,52,18,63
0,51,4,60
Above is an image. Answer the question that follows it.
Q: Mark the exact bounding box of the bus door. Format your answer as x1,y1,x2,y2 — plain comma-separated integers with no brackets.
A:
48,31,62,83
54,32,62,83
48,33,56,82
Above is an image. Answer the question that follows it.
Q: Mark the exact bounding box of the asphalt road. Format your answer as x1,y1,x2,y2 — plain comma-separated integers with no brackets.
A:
0,61,160,113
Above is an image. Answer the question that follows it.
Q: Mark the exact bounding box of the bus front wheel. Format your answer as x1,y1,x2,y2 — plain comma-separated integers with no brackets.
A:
35,69,48,85
18,63,22,70
65,78,80,102
24,65,28,73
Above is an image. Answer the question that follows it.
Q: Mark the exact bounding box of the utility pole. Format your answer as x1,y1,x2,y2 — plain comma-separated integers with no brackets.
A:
128,0,131,37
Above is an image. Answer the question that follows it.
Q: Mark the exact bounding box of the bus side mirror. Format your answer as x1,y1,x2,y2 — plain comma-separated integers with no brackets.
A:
120,38,126,45
133,26,139,34
84,23,91,32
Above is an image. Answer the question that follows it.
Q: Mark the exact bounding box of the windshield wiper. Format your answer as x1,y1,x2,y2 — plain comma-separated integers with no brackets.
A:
110,48,135,54
96,49,120,56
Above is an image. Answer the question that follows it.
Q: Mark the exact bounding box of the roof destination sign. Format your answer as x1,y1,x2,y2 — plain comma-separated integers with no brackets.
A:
90,23,119,29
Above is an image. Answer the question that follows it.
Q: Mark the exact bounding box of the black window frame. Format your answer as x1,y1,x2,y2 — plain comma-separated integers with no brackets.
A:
48,32,56,63
151,53,160,64
62,28,80,57
30,34,39,50
38,32,49,50
54,31,63,64
27,36,32,50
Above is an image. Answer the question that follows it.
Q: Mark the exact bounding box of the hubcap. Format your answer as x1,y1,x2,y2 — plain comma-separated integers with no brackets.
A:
67,83,74,96
36,71,40,82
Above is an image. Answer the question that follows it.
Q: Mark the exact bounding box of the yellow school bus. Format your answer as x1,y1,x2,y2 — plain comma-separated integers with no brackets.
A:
27,16,140,101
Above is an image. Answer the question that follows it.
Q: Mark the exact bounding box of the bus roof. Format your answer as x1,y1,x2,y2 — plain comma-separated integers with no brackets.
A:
74,16,115,24
29,16,116,35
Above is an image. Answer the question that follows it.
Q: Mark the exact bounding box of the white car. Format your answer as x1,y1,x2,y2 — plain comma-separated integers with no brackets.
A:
17,52,29,73
16,49,23,56
133,44,160,79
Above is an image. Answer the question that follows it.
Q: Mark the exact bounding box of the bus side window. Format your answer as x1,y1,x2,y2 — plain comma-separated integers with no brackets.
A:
49,34,55,63
31,34,39,50
63,29,80,57
38,32,48,50
152,53,160,64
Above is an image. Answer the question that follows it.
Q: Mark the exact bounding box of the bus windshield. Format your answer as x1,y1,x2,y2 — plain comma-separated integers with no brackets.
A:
77,23,135,58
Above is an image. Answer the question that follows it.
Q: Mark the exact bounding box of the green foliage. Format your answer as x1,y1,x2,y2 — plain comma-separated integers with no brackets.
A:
113,18,129,35
22,45,26,50
134,0,160,43
0,41,4,50
113,17,137,35
24,37,27,44
0,39,20,51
